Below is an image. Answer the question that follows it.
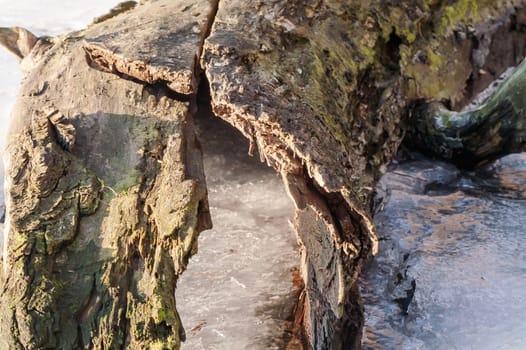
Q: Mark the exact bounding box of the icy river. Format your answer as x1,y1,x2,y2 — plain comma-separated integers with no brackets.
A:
361,153,526,350
1,3,526,349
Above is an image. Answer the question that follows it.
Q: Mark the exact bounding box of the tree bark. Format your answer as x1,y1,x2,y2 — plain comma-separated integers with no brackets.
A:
411,59,526,167
1,0,526,349
0,1,213,348
200,1,526,348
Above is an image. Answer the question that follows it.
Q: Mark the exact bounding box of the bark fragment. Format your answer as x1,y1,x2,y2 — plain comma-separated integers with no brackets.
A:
83,0,216,95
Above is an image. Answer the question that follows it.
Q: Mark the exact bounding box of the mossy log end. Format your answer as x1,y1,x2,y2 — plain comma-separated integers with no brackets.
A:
410,59,526,167
1,0,526,349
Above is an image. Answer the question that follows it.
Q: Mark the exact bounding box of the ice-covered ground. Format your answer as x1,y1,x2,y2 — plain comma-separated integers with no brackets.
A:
361,69,526,349
362,153,526,349
177,105,299,350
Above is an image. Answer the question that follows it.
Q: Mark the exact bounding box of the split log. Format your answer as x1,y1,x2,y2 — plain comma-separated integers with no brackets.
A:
1,0,526,349
201,1,526,348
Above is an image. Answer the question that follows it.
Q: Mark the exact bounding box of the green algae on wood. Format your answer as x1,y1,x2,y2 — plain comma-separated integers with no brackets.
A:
410,59,526,166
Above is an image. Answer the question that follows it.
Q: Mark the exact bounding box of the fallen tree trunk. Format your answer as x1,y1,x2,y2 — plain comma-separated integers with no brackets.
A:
200,1,526,347
1,0,526,349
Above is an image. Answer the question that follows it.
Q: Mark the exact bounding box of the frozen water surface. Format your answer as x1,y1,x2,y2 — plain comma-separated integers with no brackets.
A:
362,154,526,350
176,100,299,349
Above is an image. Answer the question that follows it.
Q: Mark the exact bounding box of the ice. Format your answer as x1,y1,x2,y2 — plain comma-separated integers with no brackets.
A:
176,100,299,350
0,0,126,37
362,154,526,349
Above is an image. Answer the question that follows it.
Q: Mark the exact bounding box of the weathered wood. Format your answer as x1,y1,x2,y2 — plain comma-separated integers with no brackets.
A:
410,59,526,167
0,27,37,60
202,2,388,346
0,3,211,348
201,1,526,348
84,0,216,95
1,0,526,349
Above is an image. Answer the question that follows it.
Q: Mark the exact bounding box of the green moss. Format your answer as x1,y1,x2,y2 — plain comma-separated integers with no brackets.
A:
150,339,178,350
440,1,478,31
113,175,141,194
156,307,176,324
358,44,376,64
286,52,346,149
405,31,417,44
385,6,418,44
426,49,443,72
92,1,137,24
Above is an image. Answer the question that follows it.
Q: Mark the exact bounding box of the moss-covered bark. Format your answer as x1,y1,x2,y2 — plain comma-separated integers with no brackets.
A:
1,0,525,349
201,0,526,348
410,59,526,167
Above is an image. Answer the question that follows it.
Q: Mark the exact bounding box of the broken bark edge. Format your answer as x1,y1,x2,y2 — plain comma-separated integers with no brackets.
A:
206,92,377,347
83,43,196,95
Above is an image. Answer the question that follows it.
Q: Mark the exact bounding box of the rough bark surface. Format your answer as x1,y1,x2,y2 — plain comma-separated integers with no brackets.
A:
411,59,526,167
201,0,526,348
1,0,526,349
83,0,216,95
202,2,389,346
0,4,211,349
